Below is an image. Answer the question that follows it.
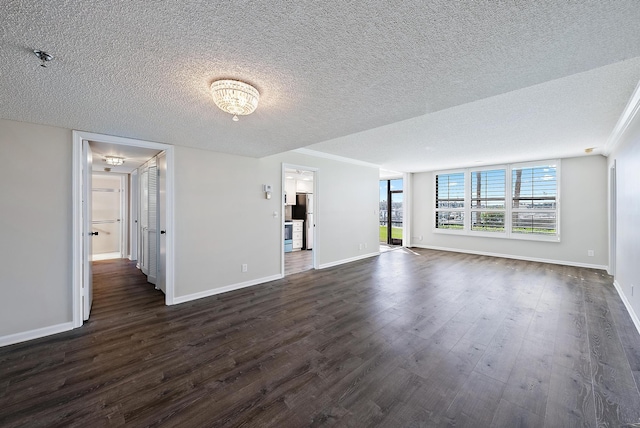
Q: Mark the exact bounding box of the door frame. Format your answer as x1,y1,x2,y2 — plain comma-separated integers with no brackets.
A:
379,177,405,246
609,160,617,276
282,163,319,276
82,141,93,320
72,130,176,328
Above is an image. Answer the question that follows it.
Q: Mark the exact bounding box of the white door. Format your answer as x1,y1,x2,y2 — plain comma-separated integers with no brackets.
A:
139,167,149,275
138,158,158,285
157,152,167,293
82,140,93,321
130,170,139,262
306,194,314,250
147,162,158,285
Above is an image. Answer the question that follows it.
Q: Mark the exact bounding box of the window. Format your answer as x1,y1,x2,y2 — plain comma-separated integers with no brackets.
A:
433,160,559,241
435,172,464,230
511,163,557,236
470,169,505,232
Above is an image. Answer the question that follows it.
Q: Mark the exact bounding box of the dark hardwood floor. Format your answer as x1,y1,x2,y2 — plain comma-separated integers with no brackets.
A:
2,249,640,427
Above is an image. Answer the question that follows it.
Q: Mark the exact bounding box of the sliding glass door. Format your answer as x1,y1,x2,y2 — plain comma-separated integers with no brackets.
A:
379,179,403,245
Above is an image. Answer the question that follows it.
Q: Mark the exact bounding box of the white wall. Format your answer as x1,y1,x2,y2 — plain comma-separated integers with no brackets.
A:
411,155,609,268
609,111,640,329
173,147,380,300
0,119,379,342
0,119,73,337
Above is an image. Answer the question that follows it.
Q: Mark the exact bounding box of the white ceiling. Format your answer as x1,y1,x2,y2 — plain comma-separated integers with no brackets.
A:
285,168,314,182
89,141,161,174
2,1,640,172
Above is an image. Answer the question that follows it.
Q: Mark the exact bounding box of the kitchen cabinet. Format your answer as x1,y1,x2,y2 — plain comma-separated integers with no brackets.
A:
292,220,303,251
296,179,313,193
285,178,297,205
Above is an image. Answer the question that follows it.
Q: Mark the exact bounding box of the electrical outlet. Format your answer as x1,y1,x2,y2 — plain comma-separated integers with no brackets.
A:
359,243,363,250
419,235,423,241
364,243,368,249
241,264,248,272
587,250,594,257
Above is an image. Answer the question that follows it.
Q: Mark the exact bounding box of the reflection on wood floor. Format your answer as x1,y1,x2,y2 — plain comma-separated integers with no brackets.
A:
285,249,313,275
380,243,403,253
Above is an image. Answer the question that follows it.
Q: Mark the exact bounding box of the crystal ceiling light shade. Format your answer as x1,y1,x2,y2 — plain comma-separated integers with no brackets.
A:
105,156,125,166
211,79,260,121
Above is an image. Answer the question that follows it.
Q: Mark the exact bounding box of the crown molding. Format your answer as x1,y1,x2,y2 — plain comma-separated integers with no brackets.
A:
605,79,640,155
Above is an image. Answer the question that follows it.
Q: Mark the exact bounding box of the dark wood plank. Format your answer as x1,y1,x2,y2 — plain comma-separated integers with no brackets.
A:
444,371,506,427
0,251,639,427
584,281,640,426
603,285,640,392
491,398,543,428
544,361,595,428
501,336,554,418
474,323,526,383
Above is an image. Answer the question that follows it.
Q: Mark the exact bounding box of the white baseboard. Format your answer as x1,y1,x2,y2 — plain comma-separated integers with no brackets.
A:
174,252,382,304
172,274,283,305
0,322,75,347
319,252,379,269
613,280,640,336
412,245,608,271
92,252,122,261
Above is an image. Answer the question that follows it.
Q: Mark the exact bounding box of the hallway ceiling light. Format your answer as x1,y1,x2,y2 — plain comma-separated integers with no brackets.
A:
211,79,259,121
105,156,125,166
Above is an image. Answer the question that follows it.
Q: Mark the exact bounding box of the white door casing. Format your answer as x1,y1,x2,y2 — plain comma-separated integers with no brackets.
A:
157,151,167,293
82,141,93,321
72,130,175,329
281,163,319,277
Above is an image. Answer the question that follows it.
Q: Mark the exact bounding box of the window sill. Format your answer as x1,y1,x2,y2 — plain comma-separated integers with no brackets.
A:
433,228,561,242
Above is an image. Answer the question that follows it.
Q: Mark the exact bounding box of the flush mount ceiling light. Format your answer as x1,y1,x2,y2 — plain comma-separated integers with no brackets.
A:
211,79,259,121
105,156,125,166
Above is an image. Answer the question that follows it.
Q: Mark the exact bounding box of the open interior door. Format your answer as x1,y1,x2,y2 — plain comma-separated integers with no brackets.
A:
82,140,93,320
138,157,158,285
156,152,166,293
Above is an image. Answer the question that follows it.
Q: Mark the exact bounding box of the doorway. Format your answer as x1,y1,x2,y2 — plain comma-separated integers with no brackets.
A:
380,178,403,249
91,172,126,261
72,131,175,328
283,164,318,276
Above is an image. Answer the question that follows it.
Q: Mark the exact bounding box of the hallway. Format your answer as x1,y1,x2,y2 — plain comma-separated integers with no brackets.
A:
89,258,165,320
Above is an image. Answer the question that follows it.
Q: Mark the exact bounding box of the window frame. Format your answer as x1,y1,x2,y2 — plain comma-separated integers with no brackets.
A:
434,170,467,234
509,160,561,242
469,166,508,238
432,160,560,242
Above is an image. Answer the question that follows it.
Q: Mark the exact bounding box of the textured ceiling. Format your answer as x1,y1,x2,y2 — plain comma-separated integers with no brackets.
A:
2,1,640,172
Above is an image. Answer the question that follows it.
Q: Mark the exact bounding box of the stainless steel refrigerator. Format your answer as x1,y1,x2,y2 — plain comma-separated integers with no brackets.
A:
292,193,313,250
